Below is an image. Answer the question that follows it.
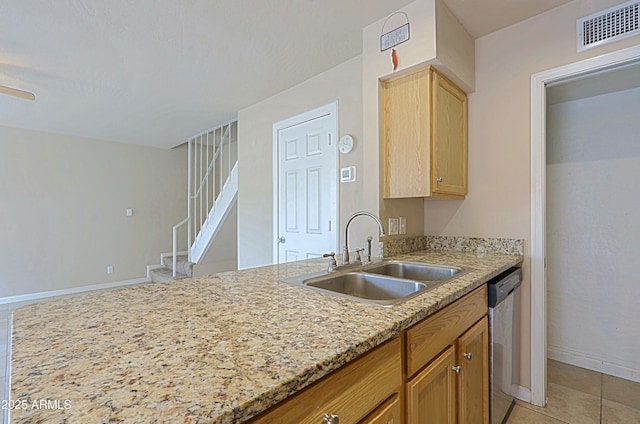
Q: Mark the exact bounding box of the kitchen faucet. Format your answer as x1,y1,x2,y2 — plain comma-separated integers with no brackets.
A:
343,211,386,264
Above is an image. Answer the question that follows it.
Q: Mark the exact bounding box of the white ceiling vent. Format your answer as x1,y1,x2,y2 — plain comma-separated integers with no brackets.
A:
577,0,640,52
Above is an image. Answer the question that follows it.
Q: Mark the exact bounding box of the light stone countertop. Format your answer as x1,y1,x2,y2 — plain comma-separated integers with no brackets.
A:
9,243,522,423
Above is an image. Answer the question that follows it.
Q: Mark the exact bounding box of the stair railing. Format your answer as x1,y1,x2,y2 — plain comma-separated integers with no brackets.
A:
172,119,238,275
172,217,189,277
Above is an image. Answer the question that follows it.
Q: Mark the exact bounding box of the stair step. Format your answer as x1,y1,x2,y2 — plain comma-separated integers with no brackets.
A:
162,255,193,277
149,267,190,284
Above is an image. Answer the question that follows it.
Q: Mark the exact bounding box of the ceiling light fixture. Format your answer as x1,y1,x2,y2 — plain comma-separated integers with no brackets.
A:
0,84,35,101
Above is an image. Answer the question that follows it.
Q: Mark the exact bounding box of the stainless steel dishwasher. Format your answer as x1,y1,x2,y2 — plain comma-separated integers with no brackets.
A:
488,267,522,424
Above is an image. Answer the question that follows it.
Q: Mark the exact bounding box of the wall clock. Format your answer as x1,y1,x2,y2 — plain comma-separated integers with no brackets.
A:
338,135,354,154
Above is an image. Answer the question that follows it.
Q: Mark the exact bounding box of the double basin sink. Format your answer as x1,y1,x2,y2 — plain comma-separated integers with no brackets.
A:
282,260,469,307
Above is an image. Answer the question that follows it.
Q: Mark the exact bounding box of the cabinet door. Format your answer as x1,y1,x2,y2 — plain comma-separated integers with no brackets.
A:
359,394,401,424
382,67,431,198
431,68,467,197
407,345,456,424
457,316,489,424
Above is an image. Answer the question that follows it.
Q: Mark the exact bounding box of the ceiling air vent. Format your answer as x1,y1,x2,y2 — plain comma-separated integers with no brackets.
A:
577,0,640,52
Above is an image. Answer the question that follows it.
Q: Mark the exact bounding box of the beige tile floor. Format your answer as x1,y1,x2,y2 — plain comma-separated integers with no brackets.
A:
508,359,640,424
1,304,639,424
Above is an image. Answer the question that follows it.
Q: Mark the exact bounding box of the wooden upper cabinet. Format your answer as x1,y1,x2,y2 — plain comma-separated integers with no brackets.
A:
432,70,468,197
382,66,468,199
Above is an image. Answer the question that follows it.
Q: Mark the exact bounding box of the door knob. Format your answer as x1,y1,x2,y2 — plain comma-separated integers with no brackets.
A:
277,236,286,244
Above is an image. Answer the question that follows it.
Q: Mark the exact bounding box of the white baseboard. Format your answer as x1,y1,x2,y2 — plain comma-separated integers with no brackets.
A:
548,346,640,383
0,277,150,305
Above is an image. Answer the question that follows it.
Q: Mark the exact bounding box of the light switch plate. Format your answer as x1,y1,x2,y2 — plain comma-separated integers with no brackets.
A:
388,218,399,235
399,216,406,234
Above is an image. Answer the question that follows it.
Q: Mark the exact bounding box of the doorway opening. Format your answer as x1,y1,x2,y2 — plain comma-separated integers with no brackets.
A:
530,44,640,407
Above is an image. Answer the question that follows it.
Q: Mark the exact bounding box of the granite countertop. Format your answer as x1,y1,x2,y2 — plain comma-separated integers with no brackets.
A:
9,237,523,423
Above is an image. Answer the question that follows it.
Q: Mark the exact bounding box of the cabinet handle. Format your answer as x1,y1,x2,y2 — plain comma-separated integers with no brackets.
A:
437,177,443,183
452,366,461,374
323,413,340,424
463,352,472,360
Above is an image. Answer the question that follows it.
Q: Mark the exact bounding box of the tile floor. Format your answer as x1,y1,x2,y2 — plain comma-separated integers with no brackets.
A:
1,305,639,424
507,359,640,424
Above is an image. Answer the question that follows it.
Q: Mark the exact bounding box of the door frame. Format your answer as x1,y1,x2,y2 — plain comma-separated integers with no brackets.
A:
272,102,339,263
530,44,640,407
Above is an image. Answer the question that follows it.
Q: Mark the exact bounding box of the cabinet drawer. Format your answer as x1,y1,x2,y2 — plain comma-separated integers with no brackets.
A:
406,286,487,377
251,337,402,424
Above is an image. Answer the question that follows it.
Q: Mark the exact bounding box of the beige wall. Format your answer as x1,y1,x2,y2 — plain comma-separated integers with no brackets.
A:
237,56,364,269
0,126,187,298
423,0,640,389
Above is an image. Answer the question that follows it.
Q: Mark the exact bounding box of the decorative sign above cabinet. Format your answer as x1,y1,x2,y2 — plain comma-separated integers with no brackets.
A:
380,12,410,51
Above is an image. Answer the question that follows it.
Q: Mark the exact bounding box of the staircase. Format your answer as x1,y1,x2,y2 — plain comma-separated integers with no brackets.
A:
149,119,238,283
149,253,193,283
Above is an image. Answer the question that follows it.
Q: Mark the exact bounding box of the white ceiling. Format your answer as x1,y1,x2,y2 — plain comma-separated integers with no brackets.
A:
0,0,572,149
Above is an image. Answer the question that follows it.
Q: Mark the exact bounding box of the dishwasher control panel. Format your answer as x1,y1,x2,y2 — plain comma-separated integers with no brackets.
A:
487,267,522,307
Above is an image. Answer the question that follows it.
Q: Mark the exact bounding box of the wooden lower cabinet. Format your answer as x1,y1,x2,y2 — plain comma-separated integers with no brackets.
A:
406,316,489,424
405,286,489,424
250,286,488,424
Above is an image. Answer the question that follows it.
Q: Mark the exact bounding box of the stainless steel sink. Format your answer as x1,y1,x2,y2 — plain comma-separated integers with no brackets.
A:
280,260,468,307
362,260,462,281
303,272,427,306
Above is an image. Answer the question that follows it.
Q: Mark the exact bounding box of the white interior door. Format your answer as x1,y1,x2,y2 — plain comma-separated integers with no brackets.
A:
274,104,337,263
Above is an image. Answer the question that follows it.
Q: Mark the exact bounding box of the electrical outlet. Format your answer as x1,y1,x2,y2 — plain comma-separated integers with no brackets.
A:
126,208,133,217
388,218,399,235
106,265,114,274
399,216,406,234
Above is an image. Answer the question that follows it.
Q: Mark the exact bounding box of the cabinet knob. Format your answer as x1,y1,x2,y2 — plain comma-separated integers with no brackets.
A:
323,413,340,424
452,365,461,374
437,177,443,183
463,352,472,360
